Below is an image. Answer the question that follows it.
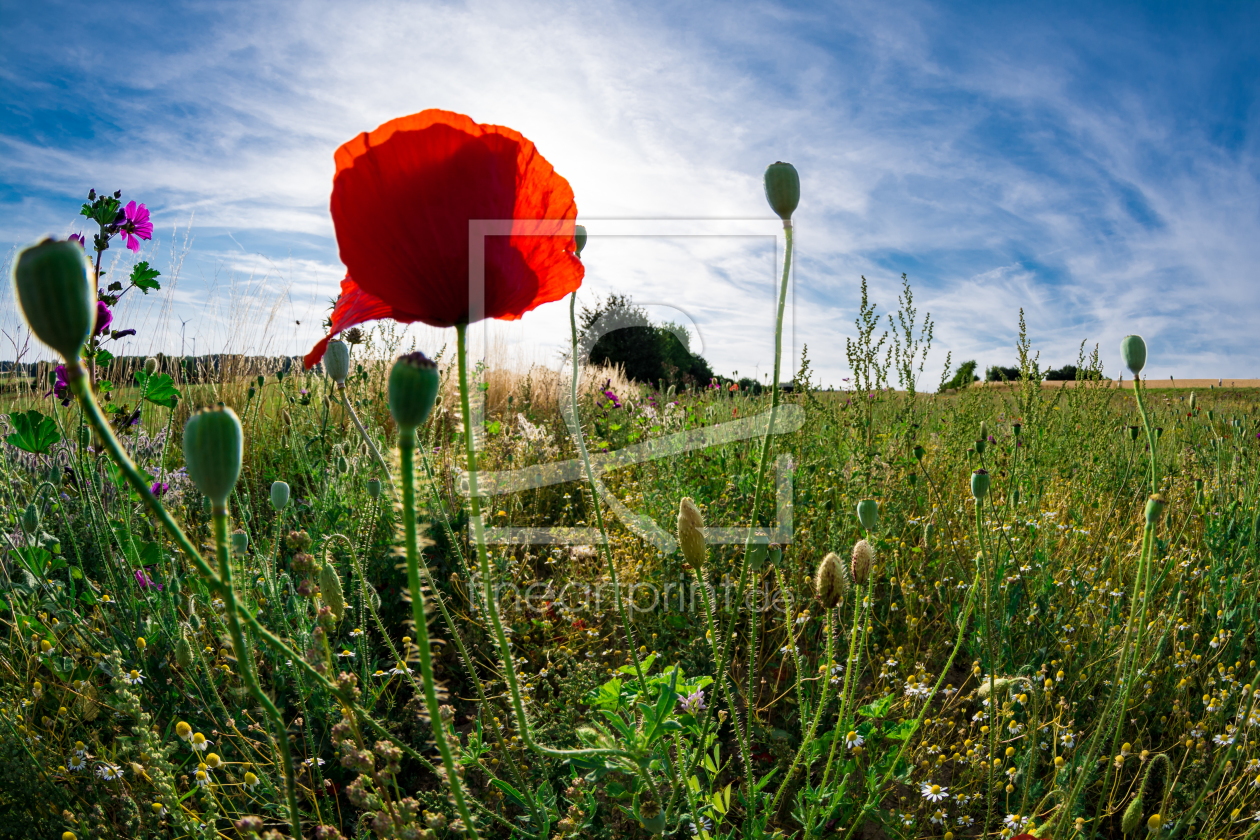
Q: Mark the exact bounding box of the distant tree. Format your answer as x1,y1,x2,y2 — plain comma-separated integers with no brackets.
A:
940,359,980,391
579,295,713,389
986,364,1022,382
1044,364,1102,382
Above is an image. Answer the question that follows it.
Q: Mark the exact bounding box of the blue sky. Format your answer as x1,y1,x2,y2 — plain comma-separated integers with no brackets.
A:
2,0,1258,383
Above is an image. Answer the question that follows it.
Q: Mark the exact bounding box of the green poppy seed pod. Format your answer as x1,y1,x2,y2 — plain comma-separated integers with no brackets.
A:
851,539,874,585
366,479,382,498
231,529,249,555
975,437,987,455
815,552,847,608
1145,494,1165,525
913,444,925,461
270,480,290,510
388,352,440,435
971,469,991,500
856,499,880,532
319,562,346,622
1012,423,1022,437
769,544,782,565
637,800,666,835
21,503,40,536
144,357,159,375
324,339,351,385
1121,335,1147,376
677,498,707,569
13,238,95,361
1127,425,1140,442
175,634,194,670
256,374,265,389
182,406,243,509
1121,793,1143,834
574,224,587,257
763,161,800,222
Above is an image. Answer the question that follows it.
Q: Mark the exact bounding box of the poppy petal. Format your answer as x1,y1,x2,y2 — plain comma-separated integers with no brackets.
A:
303,276,422,369
330,109,583,328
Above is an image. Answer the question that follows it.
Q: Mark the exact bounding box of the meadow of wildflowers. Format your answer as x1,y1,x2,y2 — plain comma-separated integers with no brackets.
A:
2,109,1259,840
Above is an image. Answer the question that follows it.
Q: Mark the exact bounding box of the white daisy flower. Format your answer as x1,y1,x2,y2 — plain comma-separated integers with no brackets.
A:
921,782,949,802
68,754,87,772
845,731,864,749
96,763,124,781
123,668,145,685
191,732,211,752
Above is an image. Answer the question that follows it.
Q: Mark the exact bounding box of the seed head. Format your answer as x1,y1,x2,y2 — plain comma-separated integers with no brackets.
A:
815,552,847,608
851,539,875,585
324,339,351,385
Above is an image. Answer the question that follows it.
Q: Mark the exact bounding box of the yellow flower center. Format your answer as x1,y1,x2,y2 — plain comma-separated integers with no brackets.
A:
931,785,941,795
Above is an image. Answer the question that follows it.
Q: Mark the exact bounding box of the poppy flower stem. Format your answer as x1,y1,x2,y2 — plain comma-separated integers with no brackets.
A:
456,324,631,762
398,429,480,837
713,220,794,822
337,386,396,493
212,507,303,837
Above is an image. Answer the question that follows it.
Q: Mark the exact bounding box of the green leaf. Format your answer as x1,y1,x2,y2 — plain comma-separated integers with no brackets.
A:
4,410,61,454
884,720,918,741
586,678,624,711
618,652,657,676
129,261,161,293
95,348,115,366
857,694,894,719
490,779,530,809
135,371,181,409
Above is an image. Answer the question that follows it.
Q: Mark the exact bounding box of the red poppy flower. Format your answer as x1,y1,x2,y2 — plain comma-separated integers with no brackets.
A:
305,109,584,368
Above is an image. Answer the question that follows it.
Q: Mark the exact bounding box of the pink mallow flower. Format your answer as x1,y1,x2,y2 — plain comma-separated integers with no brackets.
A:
119,201,153,252
96,301,113,335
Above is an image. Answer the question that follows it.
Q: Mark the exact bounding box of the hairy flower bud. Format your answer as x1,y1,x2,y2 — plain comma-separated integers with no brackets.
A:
270,480,290,510
14,238,95,361
144,357,159,375
856,499,879,532
388,352,439,435
851,540,875,585
677,498,707,569
815,552,847,608
1121,335,1147,377
319,562,346,622
763,161,800,222
21,503,40,536
183,406,243,508
175,634,194,670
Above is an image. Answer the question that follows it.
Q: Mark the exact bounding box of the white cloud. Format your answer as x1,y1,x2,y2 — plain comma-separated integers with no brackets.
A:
3,0,1258,380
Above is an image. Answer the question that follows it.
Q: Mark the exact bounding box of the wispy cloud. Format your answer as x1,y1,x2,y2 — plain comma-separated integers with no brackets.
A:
2,1,1257,380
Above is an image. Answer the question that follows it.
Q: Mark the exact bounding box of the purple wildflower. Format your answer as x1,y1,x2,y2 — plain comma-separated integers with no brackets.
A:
678,688,706,715
46,364,72,407
134,568,162,591
150,481,169,497
118,201,153,252
112,328,137,340
68,232,86,248
96,301,113,335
